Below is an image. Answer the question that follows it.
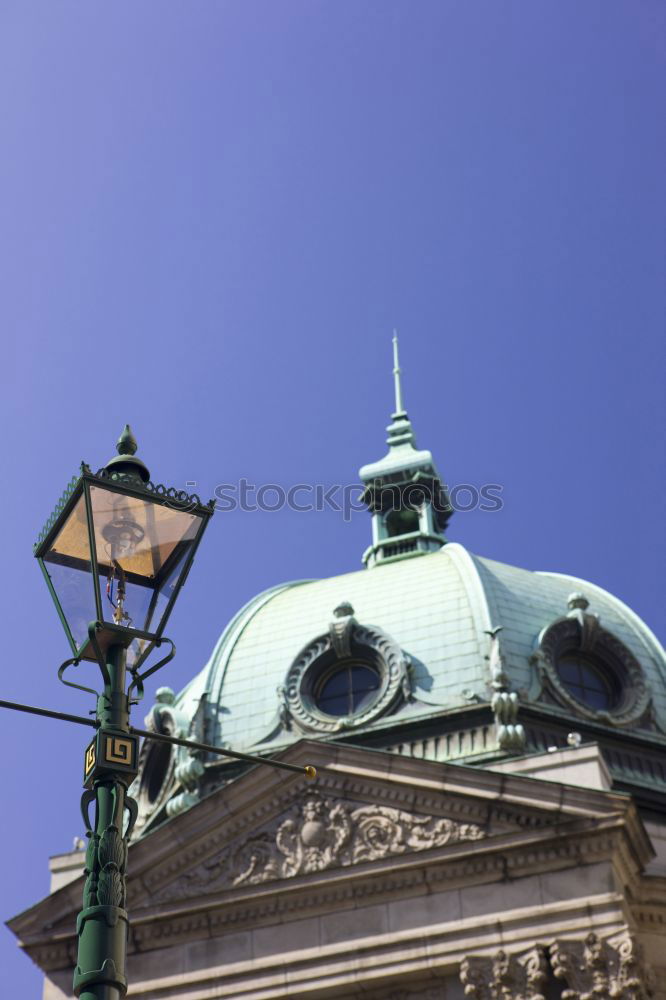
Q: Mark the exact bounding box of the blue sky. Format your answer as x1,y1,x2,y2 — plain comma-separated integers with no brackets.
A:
1,2,664,993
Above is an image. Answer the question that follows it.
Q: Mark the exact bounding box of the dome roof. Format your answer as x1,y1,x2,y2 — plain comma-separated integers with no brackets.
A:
176,543,665,753
133,345,665,837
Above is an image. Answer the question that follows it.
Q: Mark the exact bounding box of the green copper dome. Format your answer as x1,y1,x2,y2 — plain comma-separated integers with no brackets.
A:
175,543,665,754
132,341,665,834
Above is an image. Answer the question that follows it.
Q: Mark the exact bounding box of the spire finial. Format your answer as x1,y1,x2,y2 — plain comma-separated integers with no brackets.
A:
117,424,138,456
392,330,405,414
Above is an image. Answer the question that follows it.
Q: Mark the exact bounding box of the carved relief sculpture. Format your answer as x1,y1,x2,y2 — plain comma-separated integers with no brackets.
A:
234,792,486,884
460,933,658,1000
153,790,486,902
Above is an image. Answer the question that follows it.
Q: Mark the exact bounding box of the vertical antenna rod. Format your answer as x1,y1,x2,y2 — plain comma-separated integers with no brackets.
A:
392,330,405,414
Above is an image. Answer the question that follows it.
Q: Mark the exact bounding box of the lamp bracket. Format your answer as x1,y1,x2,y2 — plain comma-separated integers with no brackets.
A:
127,636,176,704
58,656,100,698
87,622,112,688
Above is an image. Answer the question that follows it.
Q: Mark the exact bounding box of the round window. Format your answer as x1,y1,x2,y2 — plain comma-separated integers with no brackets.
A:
556,656,620,711
314,660,381,717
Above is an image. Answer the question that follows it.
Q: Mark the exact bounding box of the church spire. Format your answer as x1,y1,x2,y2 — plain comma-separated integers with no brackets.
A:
358,336,452,568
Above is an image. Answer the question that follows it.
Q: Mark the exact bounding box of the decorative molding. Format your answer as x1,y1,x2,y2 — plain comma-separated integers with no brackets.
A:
460,945,548,999
137,760,616,899
486,625,525,752
25,857,650,974
150,789,485,902
235,792,485,884
460,932,661,1000
550,930,658,999
145,798,624,913
279,604,412,733
367,988,445,1000
531,594,652,728
17,752,654,976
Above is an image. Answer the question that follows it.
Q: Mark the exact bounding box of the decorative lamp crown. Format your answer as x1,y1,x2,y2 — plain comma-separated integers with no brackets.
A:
103,424,150,484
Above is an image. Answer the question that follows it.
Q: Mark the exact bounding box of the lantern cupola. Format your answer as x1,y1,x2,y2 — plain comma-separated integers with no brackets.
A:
358,335,452,568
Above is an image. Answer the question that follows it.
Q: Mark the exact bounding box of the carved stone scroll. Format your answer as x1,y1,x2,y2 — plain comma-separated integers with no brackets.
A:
153,791,486,902
234,792,486,885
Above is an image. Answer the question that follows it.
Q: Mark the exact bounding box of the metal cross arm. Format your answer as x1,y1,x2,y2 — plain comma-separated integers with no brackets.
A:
0,698,317,779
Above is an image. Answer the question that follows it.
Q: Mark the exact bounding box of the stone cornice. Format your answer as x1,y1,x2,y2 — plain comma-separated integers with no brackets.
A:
28,894,635,994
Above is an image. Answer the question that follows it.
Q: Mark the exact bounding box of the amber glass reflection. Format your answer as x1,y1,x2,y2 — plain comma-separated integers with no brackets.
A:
89,484,202,635
41,493,96,650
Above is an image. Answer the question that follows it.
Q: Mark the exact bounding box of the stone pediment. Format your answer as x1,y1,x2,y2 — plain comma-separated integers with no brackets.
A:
125,739,647,912
9,739,651,969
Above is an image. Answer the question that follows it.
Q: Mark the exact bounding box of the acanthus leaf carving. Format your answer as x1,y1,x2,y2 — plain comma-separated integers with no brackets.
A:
460,945,547,1000
550,931,656,1000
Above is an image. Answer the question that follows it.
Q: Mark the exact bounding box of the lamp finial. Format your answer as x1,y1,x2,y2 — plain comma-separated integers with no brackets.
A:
104,425,150,483
117,425,138,456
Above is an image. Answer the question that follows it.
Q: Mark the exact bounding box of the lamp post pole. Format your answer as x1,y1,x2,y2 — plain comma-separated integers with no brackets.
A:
74,642,132,1000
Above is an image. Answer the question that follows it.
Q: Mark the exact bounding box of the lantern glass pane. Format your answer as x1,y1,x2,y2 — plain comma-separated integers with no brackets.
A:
145,542,193,631
98,570,154,633
42,493,96,649
89,483,203,635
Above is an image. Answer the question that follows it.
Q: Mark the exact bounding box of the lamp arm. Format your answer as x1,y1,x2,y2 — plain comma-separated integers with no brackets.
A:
127,637,176,704
58,657,100,698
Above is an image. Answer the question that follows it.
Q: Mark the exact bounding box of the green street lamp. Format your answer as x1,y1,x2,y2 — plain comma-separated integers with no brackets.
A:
33,427,214,1000
0,426,315,996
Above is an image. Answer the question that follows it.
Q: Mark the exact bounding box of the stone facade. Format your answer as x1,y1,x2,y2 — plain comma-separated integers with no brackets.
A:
9,740,666,999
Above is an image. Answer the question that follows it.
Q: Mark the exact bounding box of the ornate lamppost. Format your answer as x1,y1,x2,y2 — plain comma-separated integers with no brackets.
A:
0,426,315,1000
32,426,215,999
